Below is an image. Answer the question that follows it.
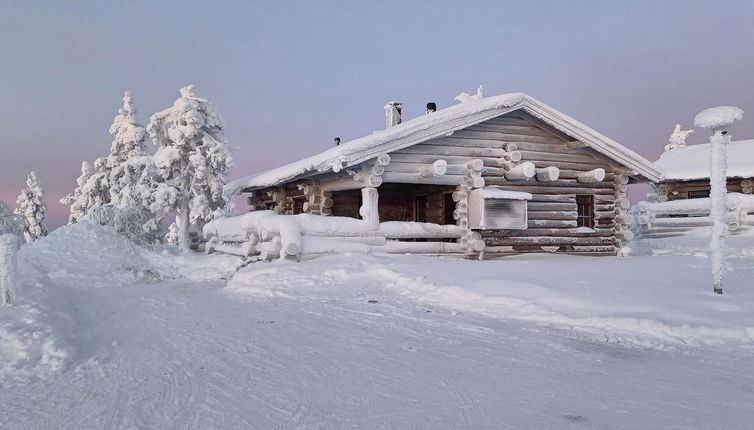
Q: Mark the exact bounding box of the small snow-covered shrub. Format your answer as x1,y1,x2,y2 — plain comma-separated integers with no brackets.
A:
87,204,161,245
15,171,48,242
0,234,18,306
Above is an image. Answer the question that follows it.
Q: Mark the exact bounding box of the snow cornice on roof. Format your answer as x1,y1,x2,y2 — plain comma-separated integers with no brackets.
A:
225,93,661,194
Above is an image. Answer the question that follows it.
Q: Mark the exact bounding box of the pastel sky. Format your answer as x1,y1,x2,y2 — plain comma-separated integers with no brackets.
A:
2,0,754,227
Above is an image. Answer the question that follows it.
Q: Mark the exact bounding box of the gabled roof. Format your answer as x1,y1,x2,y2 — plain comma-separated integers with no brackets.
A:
226,93,663,194
654,140,754,181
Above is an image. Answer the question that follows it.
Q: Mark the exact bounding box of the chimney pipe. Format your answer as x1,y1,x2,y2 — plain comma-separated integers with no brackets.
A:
384,101,403,128
426,102,437,114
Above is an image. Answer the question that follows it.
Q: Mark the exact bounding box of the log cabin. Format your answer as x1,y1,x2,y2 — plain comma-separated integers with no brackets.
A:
224,91,663,258
650,139,754,202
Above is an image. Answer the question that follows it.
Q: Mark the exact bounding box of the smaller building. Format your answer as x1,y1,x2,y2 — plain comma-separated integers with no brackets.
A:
650,140,754,201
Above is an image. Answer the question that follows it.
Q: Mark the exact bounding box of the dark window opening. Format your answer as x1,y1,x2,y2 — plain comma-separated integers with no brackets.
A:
443,193,456,225
576,195,594,228
413,195,428,223
688,190,710,199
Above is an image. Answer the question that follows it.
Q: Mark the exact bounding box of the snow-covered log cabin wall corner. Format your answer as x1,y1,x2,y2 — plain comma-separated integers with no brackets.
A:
225,92,661,259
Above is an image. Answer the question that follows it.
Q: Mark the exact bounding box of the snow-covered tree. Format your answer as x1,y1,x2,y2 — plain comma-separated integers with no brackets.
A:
62,91,148,224
60,161,109,224
60,162,93,224
146,85,233,250
15,171,48,242
165,222,179,245
663,124,694,153
0,199,20,307
107,91,147,204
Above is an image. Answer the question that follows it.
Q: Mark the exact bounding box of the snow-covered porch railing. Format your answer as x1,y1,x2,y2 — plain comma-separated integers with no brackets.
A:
202,211,473,261
632,193,754,238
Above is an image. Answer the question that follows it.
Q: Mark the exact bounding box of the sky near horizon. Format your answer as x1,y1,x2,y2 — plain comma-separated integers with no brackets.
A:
2,0,754,227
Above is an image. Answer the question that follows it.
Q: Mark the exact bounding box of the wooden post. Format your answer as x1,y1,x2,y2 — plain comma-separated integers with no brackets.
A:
360,187,380,230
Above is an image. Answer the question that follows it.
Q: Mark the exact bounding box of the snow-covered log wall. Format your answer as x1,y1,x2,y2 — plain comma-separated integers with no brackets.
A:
632,193,754,239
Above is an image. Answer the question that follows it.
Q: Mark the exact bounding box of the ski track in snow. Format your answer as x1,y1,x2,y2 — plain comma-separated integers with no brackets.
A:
3,268,754,429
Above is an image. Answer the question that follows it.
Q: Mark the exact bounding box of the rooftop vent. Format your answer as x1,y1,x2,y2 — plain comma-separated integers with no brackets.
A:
384,101,403,128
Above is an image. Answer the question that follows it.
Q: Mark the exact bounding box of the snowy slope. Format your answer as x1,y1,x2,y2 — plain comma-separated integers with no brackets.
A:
655,139,754,181
2,222,754,428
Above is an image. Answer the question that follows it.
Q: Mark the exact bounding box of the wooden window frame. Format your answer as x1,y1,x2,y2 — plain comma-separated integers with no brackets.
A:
576,195,594,228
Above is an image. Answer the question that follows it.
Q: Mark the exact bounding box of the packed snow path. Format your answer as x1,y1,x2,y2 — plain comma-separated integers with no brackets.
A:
3,264,754,429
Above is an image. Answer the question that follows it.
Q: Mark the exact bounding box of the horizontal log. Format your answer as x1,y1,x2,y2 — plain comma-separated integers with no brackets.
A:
387,152,505,167
528,194,576,202
577,168,606,183
536,166,560,182
481,228,613,237
431,137,505,148
527,202,575,211
528,210,578,220
381,172,465,185
505,162,535,180
518,149,601,164
449,130,564,144
395,143,504,157
482,181,615,195
470,123,556,138
527,219,578,228
484,236,615,246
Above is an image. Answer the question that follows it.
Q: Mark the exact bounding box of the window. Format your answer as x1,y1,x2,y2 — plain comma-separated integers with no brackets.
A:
688,190,710,199
576,195,594,228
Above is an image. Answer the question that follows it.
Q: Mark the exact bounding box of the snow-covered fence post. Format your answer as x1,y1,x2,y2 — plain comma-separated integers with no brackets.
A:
694,106,744,295
0,234,18,306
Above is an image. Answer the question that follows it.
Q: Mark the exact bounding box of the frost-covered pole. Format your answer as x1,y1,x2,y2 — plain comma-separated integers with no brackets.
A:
694,106,744,294
0,234,18,306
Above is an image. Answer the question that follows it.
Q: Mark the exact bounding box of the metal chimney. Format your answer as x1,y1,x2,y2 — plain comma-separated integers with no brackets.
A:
384,101,403,128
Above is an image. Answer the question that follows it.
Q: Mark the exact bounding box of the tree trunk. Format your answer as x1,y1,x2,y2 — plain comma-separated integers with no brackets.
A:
178,198,191,252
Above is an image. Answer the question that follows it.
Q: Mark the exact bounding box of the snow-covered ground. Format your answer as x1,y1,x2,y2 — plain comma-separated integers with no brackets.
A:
2,222,754,428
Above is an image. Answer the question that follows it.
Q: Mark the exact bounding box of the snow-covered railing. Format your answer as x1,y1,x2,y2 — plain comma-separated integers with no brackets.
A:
632,193,754,238
202,211,472,261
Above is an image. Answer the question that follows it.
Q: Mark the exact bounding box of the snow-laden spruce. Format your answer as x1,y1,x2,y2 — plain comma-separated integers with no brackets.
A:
147,85,233,250
107,91,148,205
15,171,48,242
61,91,148,224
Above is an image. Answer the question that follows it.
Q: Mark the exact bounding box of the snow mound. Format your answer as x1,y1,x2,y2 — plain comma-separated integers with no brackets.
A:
21,221,241,287
694,106,744,129
0,221,242,381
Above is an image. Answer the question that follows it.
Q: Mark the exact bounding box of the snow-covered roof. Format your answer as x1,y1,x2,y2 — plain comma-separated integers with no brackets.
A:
654,140,754,181
226,93,663,194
